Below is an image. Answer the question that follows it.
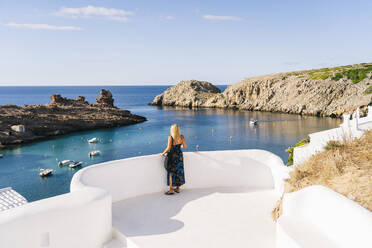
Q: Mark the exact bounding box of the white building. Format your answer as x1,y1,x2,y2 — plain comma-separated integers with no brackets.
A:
0,148,371,247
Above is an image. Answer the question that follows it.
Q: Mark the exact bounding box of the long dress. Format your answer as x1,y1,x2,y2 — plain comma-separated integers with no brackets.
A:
167,142,185,187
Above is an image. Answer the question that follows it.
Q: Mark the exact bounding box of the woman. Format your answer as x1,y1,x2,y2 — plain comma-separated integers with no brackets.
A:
160,124,187,195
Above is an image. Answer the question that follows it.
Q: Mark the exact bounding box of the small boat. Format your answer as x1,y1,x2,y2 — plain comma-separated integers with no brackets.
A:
39,169,53,177
89,150,101,157
58,160,71,166
249,120,258,125
69,161,83,168
0,154,3,158
88,137,99,143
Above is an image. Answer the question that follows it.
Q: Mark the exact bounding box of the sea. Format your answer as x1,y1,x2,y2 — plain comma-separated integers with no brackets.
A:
0,86,342,202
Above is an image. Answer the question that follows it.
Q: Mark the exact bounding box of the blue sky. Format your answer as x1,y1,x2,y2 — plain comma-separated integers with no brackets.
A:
0,0,371,85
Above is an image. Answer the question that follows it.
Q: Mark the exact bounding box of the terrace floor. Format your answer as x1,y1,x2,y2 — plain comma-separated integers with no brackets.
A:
112,187,277,248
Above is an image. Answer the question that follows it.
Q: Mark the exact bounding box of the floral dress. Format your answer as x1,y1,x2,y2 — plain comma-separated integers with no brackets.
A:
167,141,185,187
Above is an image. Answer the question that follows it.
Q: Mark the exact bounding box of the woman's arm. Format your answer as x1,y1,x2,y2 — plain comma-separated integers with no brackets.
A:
160,136,172,156
181,135,187,149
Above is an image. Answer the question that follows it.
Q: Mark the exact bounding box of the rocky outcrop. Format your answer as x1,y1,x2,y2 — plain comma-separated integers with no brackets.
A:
96,89,114,107
149,80,221,108
150,71,372,117
0,90,146,149
50,94,88,105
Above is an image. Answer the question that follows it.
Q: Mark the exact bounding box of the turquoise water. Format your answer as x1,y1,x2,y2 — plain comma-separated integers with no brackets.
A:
0,86,341,202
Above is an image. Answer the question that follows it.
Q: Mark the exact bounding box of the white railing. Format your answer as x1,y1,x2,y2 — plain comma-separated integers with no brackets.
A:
293,106,372,165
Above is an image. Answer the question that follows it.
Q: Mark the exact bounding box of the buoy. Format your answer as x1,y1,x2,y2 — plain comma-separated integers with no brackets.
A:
229,136,232,141
54,170,56,173
139,127,142,130
254,129,257,133
211,128,214,133
196,145,199,151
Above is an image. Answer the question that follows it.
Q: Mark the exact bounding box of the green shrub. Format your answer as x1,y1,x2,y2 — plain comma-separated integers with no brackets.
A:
325,141,343,150
331,73,343,81
286,138,310,166
343,69,369,83
365,86,372,94
320,73,330,80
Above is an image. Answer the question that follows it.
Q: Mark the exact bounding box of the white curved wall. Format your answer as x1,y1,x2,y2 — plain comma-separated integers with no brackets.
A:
71,149,288,202
277,185,372,248
0,187,112,248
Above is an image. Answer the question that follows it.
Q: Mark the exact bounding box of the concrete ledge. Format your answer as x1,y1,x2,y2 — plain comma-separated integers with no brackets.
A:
277,186,372,248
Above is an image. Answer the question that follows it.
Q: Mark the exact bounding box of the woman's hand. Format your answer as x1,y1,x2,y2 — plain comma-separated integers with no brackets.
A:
159,153,165,156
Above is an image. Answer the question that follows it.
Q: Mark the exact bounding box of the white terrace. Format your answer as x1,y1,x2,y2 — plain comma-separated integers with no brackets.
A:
1,149,372,248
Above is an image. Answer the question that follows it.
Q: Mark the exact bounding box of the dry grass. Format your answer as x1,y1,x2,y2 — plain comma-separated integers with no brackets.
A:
272,130,372,220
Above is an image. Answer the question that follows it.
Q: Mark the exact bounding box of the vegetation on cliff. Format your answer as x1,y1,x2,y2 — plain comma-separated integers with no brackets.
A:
291,62,372,83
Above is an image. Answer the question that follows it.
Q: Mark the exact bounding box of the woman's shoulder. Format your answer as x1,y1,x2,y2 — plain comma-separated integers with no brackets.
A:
181,134,185,139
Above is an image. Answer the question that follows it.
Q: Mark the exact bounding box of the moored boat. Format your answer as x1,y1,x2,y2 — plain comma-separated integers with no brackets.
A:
69,161,83,168
249,119,258,125
89,150,101,157
58,160,71,166
39,169,53,177
88,137,99,143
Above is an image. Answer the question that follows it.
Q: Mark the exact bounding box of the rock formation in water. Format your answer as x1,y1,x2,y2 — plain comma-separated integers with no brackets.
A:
149,80,221,108
0,89,146,149
96,89,114,107
149,63,372,117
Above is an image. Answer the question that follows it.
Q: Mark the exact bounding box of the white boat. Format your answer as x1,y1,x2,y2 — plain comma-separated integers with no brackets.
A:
69,161,83,168
88,137,99,143
39,169,53,177
58,160,71,166
249,120,258,125
89,150,101,157
0,154,3,158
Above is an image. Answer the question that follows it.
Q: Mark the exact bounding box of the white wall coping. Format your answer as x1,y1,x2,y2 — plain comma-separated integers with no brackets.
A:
71,149,289,202
277,185,372,248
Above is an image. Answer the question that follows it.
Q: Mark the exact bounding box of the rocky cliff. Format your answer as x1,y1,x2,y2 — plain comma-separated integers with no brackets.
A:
149,80,221,108
0,90,146,149
150,63,372,117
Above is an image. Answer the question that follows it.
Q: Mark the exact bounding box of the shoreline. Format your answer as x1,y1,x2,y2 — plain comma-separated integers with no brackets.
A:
0,90,146,150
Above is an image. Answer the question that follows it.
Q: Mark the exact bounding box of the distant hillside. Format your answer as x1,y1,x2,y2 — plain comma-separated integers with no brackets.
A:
150,63,372,117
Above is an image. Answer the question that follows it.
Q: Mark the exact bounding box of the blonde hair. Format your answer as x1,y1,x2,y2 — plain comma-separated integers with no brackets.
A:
170,124,182,143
